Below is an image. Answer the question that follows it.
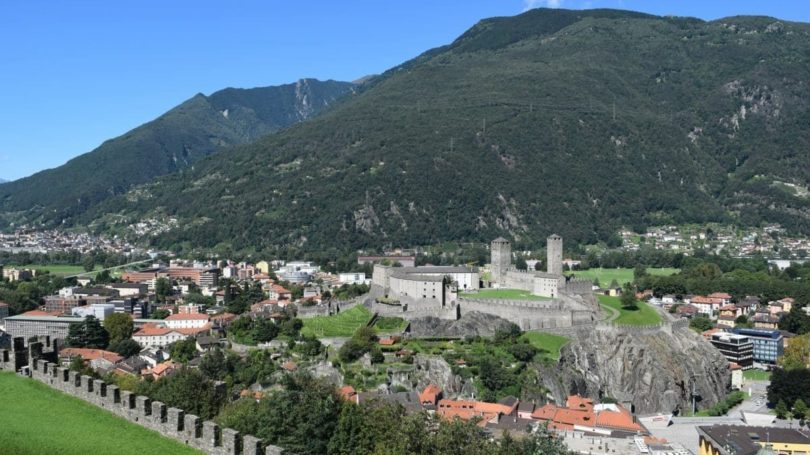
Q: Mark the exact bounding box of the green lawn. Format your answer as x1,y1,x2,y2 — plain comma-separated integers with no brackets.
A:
521,332,570,361
597,295,662,326
10,263,102,276
744,369,772,381
0,373,199,455
374,316,410,333
567,267,679,286
301,305,373,337
459,288,551,301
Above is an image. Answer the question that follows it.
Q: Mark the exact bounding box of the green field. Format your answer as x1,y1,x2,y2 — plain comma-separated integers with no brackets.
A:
567,267,679,286
521,332,571,361
10,264,102,277
597,295,662,326
459,288,551,301
374,316,410,333
301,305,373,337
744,369,772,381
0,373,199,455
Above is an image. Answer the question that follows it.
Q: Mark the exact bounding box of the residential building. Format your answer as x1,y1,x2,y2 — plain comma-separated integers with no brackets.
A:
710,333,754,369
697,425,810,455
71,303,116,320
59,348,123,373
752,312,780,330
164,313,210,329
731,328,784,365
530,395,646,434
44,295,86,315
707,292,732,305
339,272,367,285
730,363,743,390
691,296,724,316
107,283,147,297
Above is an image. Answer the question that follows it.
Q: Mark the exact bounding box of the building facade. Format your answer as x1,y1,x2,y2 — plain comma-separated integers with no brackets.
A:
710,333,754,369
731,328,784,365
3,314,83,345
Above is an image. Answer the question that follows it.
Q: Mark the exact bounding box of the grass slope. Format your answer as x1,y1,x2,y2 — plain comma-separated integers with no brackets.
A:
459,288,551,301
521,332,570,362
568,267,679,286
0,373,199,455
301,305,373,337
597,294,662,326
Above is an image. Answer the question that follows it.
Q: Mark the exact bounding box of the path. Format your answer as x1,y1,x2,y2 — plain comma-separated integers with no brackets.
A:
66,259,152,278
599,303,620,323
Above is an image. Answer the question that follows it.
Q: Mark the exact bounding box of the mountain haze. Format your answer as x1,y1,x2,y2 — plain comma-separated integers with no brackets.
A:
10,8,810,255
0,78,355,225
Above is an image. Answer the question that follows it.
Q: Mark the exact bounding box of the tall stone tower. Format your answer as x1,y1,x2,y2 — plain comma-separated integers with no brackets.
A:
547,234,563,276
490,237,512,285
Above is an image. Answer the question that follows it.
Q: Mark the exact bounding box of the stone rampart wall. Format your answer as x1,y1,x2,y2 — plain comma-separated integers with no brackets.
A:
17,353,284,455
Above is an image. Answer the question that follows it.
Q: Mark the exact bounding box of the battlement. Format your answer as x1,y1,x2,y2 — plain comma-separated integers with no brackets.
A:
6,343,285,455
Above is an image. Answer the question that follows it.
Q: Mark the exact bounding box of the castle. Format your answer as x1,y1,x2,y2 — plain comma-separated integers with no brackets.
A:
491,234,565,298
368,235,596,330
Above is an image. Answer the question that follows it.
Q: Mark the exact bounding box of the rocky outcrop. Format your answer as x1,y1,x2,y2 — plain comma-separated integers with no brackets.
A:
408,311,514,338
546,325,730,415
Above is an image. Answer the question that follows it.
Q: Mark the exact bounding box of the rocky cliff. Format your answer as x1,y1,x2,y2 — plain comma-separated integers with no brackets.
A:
408,311,514,338
546,325,731,415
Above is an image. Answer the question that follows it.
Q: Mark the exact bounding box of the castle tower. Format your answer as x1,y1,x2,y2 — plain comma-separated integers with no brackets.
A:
490,237,512,285
547,234,563,276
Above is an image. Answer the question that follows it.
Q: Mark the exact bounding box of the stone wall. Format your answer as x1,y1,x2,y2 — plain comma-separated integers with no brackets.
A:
457,298,587,330
7,344,284,455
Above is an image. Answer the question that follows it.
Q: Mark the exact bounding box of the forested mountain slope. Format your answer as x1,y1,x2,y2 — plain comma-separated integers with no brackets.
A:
37,9,810,254
0,78,354,224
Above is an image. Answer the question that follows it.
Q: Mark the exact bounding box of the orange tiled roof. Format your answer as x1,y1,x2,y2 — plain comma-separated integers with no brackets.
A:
594,406,645,432
708,292,732,299
21,310,62,316
60,348,123,364
419,384,442,404
339,385,357,401
566,395,594,411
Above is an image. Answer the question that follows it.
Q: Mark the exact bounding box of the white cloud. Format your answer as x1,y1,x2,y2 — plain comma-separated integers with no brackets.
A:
523,0,564,11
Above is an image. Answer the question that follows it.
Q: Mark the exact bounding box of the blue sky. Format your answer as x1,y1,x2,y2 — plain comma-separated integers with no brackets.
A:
1,0,809,181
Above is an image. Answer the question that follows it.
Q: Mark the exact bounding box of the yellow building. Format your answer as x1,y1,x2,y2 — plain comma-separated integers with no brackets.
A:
698,425,810,455
256,261,271,274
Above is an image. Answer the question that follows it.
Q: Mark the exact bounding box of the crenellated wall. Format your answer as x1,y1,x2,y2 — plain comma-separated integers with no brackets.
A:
11,346,285,455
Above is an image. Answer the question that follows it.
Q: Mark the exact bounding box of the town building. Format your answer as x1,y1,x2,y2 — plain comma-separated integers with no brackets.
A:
709,333,754,369
338,272,368,285
731,328,784,365
3,314,83,345
163,313,210,329
752,312,780,330
697,425,810,455
530,395,646,435
71,303,116,320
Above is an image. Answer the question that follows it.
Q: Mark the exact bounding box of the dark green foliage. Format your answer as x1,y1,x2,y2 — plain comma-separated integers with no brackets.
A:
169,337,198,363
780,306,810,335
620,283,638,310
703,391,746,416
151,309,171,320
507,342,538,362
689,316,714,332
0,79,354,227
66,316,109,349
769,368,810,409
108,339,142,358
103,313,134,344
338,326,378,363
154,278,172,303
137,368,226,420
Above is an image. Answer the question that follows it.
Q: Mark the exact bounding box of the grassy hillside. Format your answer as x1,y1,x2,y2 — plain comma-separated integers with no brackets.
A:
0,79,354,227
568,267,679,285
0,373,199,455
15,8,810,256
301,305,373,337
597,294,662,326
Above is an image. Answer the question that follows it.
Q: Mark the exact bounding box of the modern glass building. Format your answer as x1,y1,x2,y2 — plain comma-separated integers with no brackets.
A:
710,333,754,369
731,328,784,365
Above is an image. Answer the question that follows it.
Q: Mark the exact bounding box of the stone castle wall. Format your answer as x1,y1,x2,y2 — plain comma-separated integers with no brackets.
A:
2,342,283,455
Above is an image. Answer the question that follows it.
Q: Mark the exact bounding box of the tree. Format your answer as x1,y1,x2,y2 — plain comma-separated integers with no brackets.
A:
155,278,172,303
66,315,109,349
534,261,544,272
735,315,754,329
151,309,171,320
507,342,538,362
794,399,808,421
779,306,810,335
104,313,133,344
689,316,714,333
138,367,225,420
169,337,198,363
515,256,528,271
776,399,789,419
633,265,648,281
620,282,638,310
108,338,142,358
81,255,96,272
780,334,810,371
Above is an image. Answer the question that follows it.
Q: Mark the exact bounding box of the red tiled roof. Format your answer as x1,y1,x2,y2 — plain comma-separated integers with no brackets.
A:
60,348,123,364
420,384,442,404
708,292,732,299
20,310,61,316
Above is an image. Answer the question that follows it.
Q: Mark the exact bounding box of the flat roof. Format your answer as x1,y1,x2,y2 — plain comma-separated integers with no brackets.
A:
699,425,810,454
4,315,83,322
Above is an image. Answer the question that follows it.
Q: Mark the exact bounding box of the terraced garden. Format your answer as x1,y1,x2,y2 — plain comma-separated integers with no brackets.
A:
301,305,373,337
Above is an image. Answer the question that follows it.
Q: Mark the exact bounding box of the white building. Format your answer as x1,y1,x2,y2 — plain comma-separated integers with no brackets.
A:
339,272,368,285
163,313,210,329
71,303,116,320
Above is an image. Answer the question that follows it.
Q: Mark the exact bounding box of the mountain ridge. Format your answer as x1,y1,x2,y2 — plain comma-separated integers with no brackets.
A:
0,78,355,226
8,8,810,256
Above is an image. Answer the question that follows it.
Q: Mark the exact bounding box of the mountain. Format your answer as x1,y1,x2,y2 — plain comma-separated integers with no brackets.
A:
0,179,7,185
13,8,810,256
0,78,355,225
